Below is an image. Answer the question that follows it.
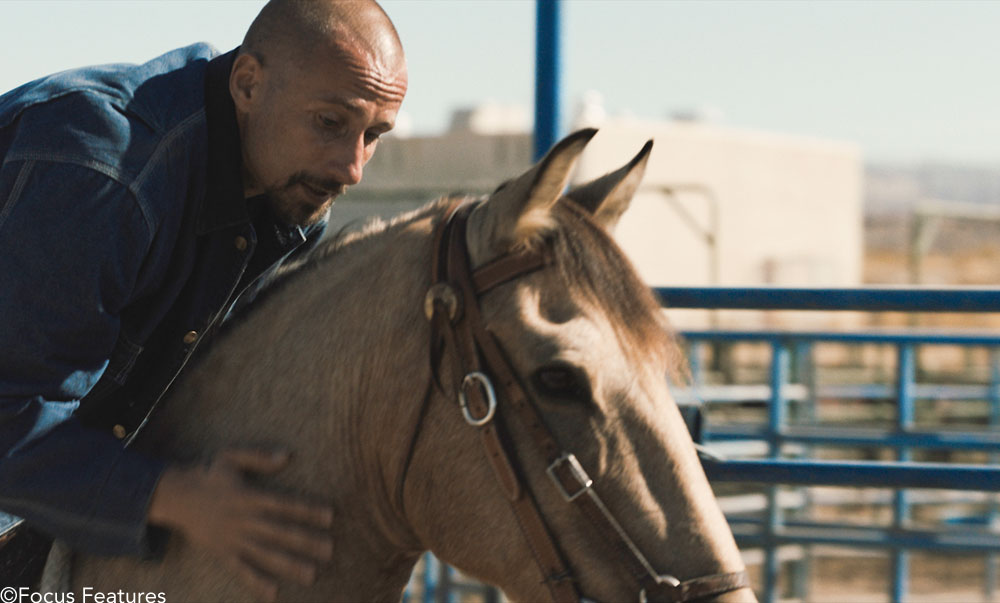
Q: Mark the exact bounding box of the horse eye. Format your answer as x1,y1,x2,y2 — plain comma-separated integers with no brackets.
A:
533,364,591,403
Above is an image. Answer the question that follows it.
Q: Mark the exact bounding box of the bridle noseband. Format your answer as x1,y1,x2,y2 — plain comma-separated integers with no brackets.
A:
402,199,750,603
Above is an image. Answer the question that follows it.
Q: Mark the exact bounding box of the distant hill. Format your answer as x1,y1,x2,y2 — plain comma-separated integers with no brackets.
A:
866,163,1000,214
864,162,1000,266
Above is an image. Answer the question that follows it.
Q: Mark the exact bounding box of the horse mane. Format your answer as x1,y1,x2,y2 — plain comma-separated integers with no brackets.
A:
549,199,687,383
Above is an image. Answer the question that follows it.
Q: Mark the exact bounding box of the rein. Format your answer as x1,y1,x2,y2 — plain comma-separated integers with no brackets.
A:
401,200,750,603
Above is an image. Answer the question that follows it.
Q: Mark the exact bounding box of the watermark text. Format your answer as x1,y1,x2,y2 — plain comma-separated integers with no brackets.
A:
1,587,165,603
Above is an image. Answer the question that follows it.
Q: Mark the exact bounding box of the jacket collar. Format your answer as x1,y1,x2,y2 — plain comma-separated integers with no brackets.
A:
198,48,308,250
198,48,250,235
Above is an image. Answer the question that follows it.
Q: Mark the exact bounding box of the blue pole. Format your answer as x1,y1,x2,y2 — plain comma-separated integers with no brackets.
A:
687,340,703,385
424,553,437,603
763,342,789,603
768,342,789,457
988,348,1000,600
534,0,561,160
892,344,916,602
790,341,815,602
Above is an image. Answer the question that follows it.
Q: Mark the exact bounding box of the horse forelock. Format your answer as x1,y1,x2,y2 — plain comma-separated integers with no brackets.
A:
547,199,687,383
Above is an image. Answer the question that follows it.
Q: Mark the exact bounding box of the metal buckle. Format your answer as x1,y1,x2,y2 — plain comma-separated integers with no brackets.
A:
424,282,460,321
639,575,682,603
547,453,593,502
458,372,497,426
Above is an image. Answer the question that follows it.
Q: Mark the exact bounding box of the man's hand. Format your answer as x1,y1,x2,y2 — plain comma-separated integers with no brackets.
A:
148,448,335,601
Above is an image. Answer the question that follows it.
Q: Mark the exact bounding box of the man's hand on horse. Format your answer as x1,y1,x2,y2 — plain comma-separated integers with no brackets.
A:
148,447,335,601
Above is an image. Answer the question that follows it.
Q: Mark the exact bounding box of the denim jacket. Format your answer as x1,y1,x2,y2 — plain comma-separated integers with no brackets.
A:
0,44,326,556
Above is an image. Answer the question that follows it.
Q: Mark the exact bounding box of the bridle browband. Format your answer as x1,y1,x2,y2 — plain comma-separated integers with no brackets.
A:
400,199,750,603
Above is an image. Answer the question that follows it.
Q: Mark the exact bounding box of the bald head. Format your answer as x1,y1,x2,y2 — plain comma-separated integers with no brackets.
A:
230,0,407,227
241,0,404,74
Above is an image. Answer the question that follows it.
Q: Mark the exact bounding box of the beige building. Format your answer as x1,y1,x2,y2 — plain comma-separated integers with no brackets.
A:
578,120,863,289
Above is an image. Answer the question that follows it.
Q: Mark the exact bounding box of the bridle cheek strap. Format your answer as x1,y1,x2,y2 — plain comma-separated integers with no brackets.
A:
424,200,751,603
428,200,579,601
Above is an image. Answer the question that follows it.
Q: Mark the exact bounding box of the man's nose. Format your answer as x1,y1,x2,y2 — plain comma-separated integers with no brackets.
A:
328,135,366,186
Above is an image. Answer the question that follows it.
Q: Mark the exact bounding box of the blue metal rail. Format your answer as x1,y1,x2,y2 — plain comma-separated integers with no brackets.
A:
703,458,1000,490
656,286,1000,312
685,328,1000,345
668,286,1000,602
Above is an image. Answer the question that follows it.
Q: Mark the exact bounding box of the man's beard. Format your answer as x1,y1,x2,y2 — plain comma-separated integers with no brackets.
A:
264,172,346,227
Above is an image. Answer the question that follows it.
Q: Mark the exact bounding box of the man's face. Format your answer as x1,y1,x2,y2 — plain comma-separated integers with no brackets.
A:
232,40,407,227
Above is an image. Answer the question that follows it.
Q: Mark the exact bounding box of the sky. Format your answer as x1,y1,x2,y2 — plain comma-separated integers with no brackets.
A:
2,0,999,165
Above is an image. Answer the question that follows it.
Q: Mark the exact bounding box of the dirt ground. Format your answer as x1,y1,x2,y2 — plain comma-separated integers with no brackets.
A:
770,551,997,602
864,214,1000,288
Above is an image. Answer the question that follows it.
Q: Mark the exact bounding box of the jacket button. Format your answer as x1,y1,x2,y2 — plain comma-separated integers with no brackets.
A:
183,330,198,345
112,424,127,440
234,236,248,252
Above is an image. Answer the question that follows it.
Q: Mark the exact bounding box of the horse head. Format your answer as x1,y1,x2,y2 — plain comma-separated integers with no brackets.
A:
403,129,754,602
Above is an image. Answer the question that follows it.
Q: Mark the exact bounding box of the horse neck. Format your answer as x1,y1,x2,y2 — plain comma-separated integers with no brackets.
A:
285,215,437,572
149,209,441,599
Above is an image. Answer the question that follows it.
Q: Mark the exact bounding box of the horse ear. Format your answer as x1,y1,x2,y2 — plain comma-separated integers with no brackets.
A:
467,129,597,264
566,139,653,232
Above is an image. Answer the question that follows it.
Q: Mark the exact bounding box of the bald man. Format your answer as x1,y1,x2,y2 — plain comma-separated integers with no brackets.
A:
0,0,406,596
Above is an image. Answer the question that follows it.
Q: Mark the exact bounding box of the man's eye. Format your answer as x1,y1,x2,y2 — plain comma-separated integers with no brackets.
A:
364,130,382,145
317,114,340,129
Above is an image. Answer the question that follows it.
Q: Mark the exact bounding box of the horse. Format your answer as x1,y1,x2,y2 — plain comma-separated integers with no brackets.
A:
70,129,755,602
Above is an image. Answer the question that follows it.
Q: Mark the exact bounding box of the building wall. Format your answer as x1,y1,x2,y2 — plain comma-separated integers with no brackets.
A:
345,131,533,201
575,120,863,289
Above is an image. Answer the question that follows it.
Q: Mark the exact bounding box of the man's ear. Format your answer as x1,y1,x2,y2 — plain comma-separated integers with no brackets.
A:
229,53,264,114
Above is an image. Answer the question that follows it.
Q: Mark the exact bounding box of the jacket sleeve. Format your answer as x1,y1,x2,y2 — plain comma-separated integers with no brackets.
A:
0,158,168,556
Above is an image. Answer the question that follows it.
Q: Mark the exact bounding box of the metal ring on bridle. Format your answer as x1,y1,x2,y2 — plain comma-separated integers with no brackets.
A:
458,371,497,426
638,575,682,603
424,282,461,321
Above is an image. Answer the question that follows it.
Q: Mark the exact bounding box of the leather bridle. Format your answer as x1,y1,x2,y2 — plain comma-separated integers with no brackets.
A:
401,199,750,603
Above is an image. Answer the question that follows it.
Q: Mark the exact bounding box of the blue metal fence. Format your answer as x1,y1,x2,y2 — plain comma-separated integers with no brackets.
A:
664,286,1000,602
655,285,1000,313
409,286,1000,602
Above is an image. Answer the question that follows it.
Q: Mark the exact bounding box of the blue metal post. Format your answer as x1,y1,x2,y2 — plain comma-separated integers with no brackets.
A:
892,344,916,602
440,563,456,603
769,342,790,454
423,553,438,603
534,0,561,160
988,348,1000,600
688,340,704,386
790,341,814,602
764,341,789,603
